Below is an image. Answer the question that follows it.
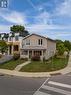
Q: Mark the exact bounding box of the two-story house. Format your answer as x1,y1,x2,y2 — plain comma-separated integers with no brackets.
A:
20,34,56,60
0,32,26,55
7,32,25,55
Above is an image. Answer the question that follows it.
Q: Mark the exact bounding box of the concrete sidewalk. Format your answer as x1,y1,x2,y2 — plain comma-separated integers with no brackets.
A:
0,55,71,77
14,61,31,71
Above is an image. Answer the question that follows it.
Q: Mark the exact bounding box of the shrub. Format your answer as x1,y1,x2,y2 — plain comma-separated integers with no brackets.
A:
31,56,40,61
0,54,2,58
13,52,20,60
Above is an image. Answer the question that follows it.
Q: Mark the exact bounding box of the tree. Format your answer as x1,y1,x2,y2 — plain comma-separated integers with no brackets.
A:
10,25,29,37
10,25,25,33
0,40,8,54
56,39,71,55
64,40,71,51
57,43,66,55
56,39,63,49
56,39,67,55
19,30,29,37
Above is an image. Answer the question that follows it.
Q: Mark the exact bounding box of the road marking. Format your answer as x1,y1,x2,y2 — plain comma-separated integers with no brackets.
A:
34,91,51,95
42,85,71,95
33,78,50,95
48,81,71,88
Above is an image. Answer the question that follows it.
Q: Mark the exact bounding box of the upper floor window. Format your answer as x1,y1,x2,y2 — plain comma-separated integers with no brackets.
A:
38,39,43,45
26,39,30,45
15,36,19,41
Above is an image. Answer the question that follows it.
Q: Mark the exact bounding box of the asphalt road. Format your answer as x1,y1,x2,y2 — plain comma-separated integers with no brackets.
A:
34,74,71,95
0,74,71,95
0,75,46,95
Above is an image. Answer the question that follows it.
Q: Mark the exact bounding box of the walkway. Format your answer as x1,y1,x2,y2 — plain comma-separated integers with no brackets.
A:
14,61,31,71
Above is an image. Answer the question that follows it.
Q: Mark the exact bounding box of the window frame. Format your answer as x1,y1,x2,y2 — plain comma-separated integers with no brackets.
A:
26,39,30,45
38,39,43,45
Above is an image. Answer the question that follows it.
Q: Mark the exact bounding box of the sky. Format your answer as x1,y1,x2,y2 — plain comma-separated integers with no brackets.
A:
0,0,71,41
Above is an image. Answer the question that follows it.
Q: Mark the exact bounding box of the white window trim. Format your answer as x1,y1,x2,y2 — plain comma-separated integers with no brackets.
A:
26,39,30,45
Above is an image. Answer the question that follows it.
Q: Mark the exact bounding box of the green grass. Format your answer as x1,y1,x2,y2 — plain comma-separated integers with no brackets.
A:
20,57,69,72
0,59,25,70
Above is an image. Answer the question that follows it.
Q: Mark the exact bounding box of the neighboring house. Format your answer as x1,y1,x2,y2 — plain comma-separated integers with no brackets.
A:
7,32,23,55
0,32,26,55
20,34,56,60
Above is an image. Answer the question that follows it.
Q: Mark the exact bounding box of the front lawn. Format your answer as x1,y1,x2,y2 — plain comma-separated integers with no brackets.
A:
20,57,69,72
0,59,25,70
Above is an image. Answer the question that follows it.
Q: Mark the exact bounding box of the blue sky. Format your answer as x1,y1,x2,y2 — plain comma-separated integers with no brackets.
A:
0,0,71,40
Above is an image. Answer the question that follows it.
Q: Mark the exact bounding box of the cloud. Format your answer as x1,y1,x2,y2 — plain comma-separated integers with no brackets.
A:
26,24,71,32
56,0,71,16
35,11,52,25
26,23,71,40
0,9,27,25
0,25,10,33
26,22,71,40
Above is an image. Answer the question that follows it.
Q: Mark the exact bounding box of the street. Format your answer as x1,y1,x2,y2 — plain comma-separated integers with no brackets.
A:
0,75,46,95
0,74,71,95
34,74,71,95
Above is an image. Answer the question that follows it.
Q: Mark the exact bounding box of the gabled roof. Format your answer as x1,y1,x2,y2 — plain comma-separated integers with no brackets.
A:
23,33,56,43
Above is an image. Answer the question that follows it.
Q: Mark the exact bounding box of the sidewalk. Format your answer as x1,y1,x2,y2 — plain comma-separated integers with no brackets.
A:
14,61,31,71
0,55,71,77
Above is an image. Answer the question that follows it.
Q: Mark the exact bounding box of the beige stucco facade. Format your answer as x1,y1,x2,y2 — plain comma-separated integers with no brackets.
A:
20,34,56,60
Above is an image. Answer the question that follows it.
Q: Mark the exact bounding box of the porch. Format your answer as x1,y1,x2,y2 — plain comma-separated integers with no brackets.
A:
20,49,46,60
8,45,19,55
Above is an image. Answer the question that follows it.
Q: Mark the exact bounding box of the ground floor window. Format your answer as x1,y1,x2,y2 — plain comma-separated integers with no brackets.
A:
21,50,43,56
34,51,42,56
24,50,28,55
21,50,28,55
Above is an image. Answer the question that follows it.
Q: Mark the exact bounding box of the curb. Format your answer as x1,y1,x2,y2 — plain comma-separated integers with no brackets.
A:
0,67,70,77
